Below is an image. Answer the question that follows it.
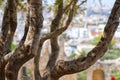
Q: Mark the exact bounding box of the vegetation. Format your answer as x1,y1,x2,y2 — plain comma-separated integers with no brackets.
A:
78,71,86,80
0,0,120,80
90,34,115,48
11,44,17,50
90,35,120,60
112,70,120,80
101,47,120,60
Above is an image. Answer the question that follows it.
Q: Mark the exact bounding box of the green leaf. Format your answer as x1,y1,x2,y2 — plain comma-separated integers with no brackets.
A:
55,0,61,5
11,44,17,50
0,0,3,4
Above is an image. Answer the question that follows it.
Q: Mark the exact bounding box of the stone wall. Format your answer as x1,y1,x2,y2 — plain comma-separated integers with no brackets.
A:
86,59,120,80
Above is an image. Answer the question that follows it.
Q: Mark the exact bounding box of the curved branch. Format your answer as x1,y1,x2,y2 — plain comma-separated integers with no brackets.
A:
45,0,63,73
3,0,18,55
0,1,11,57
24,0,44,80
3,10,30,66
0,3,10,44
40,0,76,43
34,42,43,80
19,8,30,45
49,0,120,79
0,0,18,79
42,0,78,79
5,0,43,80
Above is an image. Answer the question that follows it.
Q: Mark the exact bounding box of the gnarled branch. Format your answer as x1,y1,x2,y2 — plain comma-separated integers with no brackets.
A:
0,0,18,80
40,0,76,43
49,0,120,79
3,0,18,55
45,0,64,73
0,1,11,57
42,0,78,79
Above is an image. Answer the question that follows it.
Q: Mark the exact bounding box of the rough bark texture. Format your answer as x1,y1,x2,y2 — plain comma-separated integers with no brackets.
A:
5,0,43,79
0,0,120,80
0,0,17,80
42,1,78,79
47,0,120,79
45,0,63,73
27,0,43,80
3,0,17,55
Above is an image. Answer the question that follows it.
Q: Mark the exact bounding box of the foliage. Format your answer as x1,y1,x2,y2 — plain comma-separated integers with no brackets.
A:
17,1,27,12
68,50,86,59
69,46,120,61
26,68,32,78
0,0,3,4
11,44,17,50
69,53,77,58
111,70,120,80
77,50,86,55
55,0,61,5
90,35,101,45
0,0,4,9
101,47,120,60
90,35,115,48
78,71,86,80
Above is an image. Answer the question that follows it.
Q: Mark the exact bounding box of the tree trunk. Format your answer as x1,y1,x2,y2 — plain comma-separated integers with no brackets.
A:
1,0,119,80
5,64,19,80
0,68,5,80
5,46,34,80
5,0,43,79
0,0,17,79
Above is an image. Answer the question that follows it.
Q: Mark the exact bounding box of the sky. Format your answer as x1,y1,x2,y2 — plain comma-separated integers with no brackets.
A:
47,0,116,7
87,0,116,6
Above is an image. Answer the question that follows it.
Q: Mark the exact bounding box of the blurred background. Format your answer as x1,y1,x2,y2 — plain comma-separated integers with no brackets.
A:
1,0,120,80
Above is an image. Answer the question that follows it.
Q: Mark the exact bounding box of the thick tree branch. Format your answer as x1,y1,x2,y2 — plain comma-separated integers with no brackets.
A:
3,0,18,55
24,0,43,53
35,7,75,67
0,1,10,58
25,0,43,80
49,0,120,79
39,0,80,45
5,44,33,80
19,5,30,45
45,0,63,73
40,0,75,43
3,9,30,65
34,42,43,80
0,3,9,44
5,0,43,80
0,0,17,80
42,0,77,79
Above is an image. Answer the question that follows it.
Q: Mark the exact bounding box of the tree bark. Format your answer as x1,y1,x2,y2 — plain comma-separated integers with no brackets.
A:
5,46,34,80
3,0,17,55
26,0,43,80
5,0,43,80
43,0,77,79
0,0,119,80
0,68,5,80
45,0,63,73
46,0,120,79
0,0,17,80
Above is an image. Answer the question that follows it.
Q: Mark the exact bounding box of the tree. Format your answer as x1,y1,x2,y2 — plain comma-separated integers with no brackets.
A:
0,0,120,80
